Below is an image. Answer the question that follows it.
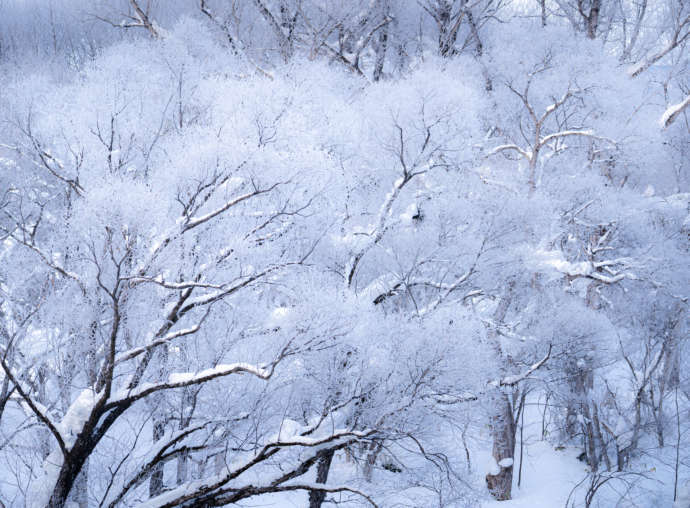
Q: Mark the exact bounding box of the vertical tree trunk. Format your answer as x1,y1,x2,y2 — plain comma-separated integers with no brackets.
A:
149,419,166,497
176,448,190,486
37,365,52,460
372,22,388,82
48,439,98,508
485,282,517,500
591,403,610,470
528,158,537,196
363,441,383,482
49,458,81,508
176,386,198,485
581,399,599,471
308,449,335,508
585,0,601,39
73,461,89,508
486,391,516,500
539,0,547,27
436,0,463,58
149,336,169,497
570,356,600,470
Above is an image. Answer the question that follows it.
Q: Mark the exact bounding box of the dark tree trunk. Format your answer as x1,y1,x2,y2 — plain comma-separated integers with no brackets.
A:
579,0,601,39
73,461,89,508
373,23,388,82
49,460,82,508
308,449,335,508
587,0,600,39
48,434,98,508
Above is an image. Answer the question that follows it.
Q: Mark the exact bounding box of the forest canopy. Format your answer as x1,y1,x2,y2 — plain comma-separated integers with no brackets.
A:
0,1,688,507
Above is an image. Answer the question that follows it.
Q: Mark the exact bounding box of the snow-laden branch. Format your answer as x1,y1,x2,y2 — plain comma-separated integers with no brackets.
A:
370,275,481,306
345,119,444,288
534,249,636,284
175,263,293,313
540,130,616,147
660,95,690,129
115,323,203,365
107,363,272,407
22,130,85,196
424,346,551,405
55,389,100,450
495,344,552,387
183,182,282,231
140,181,284,274
104,423,211,508
417,269,474,316
226,483,379,508
345,173,411,288
540,90,574,123
126,276,226,290
489,131,614,163
489,81,617,195
138,427,376,508
487,144,532,161
629,14,690,78
266,428,375,449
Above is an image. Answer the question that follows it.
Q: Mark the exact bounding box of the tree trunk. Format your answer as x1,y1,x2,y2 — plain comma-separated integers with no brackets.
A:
176,386,198,485
540,0,547,27
585,0,601,39
308,449,335,508
363,441,383,482
570,357,600,470
372,22,388,82
149,419,166,497
49,459,83,508
70,462,89,508
485,282,516,500
582,400,599,471
48,437,97,508
486,391,516,501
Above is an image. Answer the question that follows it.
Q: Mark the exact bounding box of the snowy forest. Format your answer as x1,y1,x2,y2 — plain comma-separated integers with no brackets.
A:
0,1,688,507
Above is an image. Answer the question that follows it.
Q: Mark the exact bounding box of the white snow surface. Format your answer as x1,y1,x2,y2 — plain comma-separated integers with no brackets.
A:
482,441,586,508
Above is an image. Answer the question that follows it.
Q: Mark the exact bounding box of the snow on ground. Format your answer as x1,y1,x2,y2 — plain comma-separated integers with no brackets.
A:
482,440,587,508
476,396,586,508
480,396,683,508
